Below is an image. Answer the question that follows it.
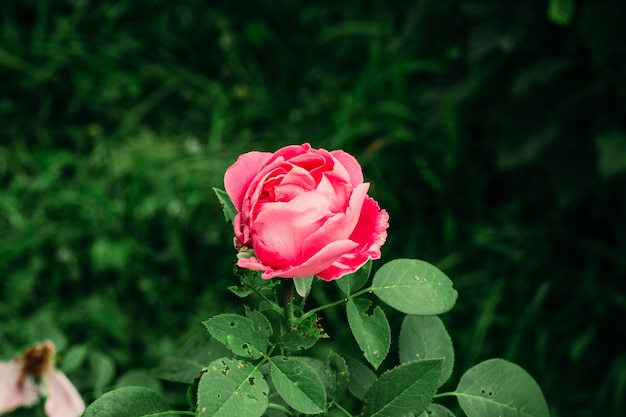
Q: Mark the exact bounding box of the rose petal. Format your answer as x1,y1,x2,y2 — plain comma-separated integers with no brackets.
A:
257,239,359,279
349,197,389,257
0,360,39,413
330,150,364,187
225,151,273,211
317,199,389,281
316,253,369,281
262,144,311,170
302,183,369,260
252,192,334,267
274,165,316,201
43,370,85,417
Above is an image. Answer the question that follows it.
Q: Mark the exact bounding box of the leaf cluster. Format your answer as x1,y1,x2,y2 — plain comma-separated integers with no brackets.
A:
85,251,549,417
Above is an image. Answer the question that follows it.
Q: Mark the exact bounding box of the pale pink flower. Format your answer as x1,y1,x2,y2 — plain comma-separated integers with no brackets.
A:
0,341,85,417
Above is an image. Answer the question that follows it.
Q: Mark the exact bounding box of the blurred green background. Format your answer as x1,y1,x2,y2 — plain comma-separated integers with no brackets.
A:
1,0,625,416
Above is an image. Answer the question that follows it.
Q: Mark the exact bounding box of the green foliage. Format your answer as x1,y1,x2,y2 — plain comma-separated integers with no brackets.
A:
173,258,550,417
197,357,269,417
346,298,391,370
548,0,575,26
203,314,268,360
82,386,169,417
152,331,230,384
362,359,443,417
456,359,550,417
344,355,377,401
269,356,327,414
372,259,458,315
2,1,625,415
419,403,456,417
212,188,237,225
399,315,455,387
293,276,314,299
324,351,350,402
277,313,329,352
336,259,372,296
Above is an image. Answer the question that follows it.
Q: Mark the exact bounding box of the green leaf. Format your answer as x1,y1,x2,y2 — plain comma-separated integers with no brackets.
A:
336,259,372,296
115,369,162,394
595,130,626,179
90,351,116,398
152,331,230,383
197,357,269,417
456,358,550,417
277,313,329,351
269,356,327,414
60,344,88,373
418,403,457,417
29,310,68,352
548,0,575,26
371,259,457,315
510,59,570,98
229,267,273,298
203,314,269,360
244,307,273,339
293,275,314,298
213,187,238,224
324,351,350,402
362,359,443,417
82,386,169,417
346,298,390,369
399,315,454,387
344,356,377,401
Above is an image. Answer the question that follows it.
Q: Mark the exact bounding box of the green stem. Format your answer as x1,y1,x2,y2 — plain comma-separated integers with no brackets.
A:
253,288,283,313
267,403,293,415
282,278,297,329
433,391,458,399
300,286,373,321
332,400,355,417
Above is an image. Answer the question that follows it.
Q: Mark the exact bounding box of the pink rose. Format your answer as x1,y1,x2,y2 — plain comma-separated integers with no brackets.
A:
224,143,389,281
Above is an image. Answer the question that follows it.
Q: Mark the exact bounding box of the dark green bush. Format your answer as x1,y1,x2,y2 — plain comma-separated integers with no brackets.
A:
1,0,625,415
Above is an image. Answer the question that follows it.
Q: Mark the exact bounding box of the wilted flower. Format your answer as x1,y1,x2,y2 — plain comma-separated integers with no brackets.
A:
0,341,85,417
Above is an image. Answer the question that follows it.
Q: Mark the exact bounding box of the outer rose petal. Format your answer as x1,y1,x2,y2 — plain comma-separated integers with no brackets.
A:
239,239,359,279
302,183,369,260
330,150,364,187
43,370,85,417
0,360,39,413
317,198,389,281
267,143,311,166
224,151,273,211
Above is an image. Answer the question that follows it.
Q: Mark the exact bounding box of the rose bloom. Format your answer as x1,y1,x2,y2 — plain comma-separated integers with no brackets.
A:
0,341,85,417
225,143,389,281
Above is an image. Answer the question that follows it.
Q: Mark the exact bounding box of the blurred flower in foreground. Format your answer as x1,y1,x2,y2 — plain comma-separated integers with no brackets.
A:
0,341,85,417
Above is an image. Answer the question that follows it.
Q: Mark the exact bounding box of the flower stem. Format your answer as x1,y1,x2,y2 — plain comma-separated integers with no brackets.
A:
282,278,297,330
